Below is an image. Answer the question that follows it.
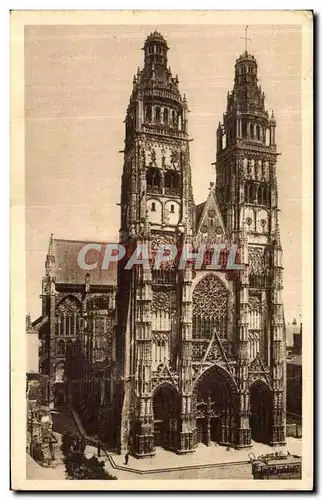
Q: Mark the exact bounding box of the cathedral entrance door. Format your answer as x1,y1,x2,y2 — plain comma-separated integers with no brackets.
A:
250,381,272,444
196,418,205,444
153,384,179,451
210,416,220,443
194,364,235,446
154,419,163,447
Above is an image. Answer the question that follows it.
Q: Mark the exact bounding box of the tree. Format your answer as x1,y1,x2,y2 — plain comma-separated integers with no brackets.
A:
60,431,117,480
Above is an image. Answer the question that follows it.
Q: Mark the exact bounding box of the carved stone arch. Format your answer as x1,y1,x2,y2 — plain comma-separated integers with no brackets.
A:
193,363,237,394
56,295,81,313
152,382,180,450
249,379,273,444
192,270,229,292
152,380,179,397
249,377,271,392
192,363,237,446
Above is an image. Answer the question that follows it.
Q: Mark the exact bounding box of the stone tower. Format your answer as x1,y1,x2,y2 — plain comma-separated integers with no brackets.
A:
111,33,286,458
216,48,285,446
115,31,195,457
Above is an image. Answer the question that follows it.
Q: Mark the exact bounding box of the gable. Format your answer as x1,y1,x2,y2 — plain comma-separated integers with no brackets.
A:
196,188,225,238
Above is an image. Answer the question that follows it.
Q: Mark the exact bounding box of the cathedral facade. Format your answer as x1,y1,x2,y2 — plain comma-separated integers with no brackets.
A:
111,32,286,457
35,31,286,458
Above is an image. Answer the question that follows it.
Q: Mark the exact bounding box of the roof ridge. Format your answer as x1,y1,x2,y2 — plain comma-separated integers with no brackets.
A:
54,238,117,245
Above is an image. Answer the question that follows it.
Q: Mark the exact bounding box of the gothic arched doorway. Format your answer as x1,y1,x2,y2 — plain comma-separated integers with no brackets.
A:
153,384,179,451
194,365,236,447
250,380,272,444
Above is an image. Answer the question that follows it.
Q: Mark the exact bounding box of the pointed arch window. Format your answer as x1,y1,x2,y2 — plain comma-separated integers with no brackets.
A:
256,125,261,140
250,123,254,139
178,114,182,131
165,171,180,194
256,184,270,206
145,105,152,122
242,120,247,138
163,107,168,124
244,183,251,203
56,296,81,338
155,107,161,123
192,275,228,339
172,110,176,127
257,185,264,205
146,167,161,192
264,186,270,206
251,183,258,203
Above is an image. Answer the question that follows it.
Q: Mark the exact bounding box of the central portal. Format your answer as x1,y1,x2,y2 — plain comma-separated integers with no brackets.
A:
194,364,235,447
153,384,179,451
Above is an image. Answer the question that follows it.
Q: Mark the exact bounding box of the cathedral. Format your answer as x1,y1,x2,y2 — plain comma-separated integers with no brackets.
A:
35,31,286,457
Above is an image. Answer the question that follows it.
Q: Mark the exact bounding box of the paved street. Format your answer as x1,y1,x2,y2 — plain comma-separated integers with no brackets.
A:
26,453,66,480
26,406,302,481
84,446,253,480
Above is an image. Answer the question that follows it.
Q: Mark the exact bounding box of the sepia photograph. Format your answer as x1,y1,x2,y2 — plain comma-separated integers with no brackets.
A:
11,10,313,491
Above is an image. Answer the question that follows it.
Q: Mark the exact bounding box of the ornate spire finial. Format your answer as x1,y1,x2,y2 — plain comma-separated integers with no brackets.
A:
45,233,55,276
241,25,252,53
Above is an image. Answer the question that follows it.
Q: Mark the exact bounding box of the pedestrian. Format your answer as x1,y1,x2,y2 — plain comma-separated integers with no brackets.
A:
124,451,129,465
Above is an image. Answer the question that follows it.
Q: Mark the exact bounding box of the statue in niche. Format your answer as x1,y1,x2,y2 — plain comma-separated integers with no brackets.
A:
150,148,157,166
161,147,166,168
170,149,180,170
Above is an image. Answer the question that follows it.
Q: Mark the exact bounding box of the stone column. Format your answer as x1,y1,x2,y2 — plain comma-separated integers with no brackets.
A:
133,245,155,457
178,261,195,454
270,237,286,446
236,225,252,448
48,282,57,409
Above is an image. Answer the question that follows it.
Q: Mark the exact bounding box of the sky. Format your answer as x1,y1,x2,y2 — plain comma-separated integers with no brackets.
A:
25,24,302,323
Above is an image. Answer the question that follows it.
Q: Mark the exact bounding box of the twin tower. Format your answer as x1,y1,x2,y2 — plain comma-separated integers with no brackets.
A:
110,31,285,457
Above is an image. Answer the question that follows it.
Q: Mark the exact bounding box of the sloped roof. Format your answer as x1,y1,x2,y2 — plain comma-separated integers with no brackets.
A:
32,315,48,330
51,238,117,287
195,201,206,229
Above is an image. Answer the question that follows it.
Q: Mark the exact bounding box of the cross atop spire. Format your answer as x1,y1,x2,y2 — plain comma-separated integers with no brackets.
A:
241,25,252,53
